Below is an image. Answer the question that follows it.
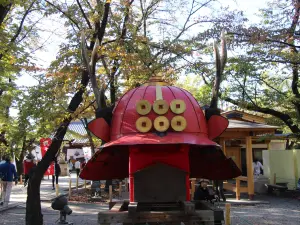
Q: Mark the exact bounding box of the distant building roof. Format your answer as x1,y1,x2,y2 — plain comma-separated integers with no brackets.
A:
64,120,91,144
221,110,266,124
228,119,278,130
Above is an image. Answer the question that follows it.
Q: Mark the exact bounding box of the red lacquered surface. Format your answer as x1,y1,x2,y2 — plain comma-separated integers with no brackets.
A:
207,115,229,140
129,145,189,174
88,118,110,142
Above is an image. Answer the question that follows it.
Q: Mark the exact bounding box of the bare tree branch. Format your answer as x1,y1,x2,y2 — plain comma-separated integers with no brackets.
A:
76,0,92,29
44,0,80,29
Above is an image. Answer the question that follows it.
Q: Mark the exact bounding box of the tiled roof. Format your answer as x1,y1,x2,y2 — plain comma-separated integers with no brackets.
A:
228,119,278,130
64,120,92,144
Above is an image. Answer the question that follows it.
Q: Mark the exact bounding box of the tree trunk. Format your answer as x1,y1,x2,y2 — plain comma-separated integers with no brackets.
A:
26,69,89,225
0,3,12,26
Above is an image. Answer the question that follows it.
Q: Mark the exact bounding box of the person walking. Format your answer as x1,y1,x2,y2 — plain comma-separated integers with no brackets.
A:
0,156,17,207
253,158,263,178
23,153,36,187
68,159,73,176
52,159,61,190
74,159,81,177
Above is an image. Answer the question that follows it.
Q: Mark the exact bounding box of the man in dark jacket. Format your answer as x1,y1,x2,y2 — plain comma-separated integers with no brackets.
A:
194,179,219,202
0,157,17,207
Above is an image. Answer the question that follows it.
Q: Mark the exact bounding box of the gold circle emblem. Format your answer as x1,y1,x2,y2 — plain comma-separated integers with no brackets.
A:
136,117,152,133
153,100,169,115
171,116,187,132
136,100,151,115
170,99,186,114
153,116,170,132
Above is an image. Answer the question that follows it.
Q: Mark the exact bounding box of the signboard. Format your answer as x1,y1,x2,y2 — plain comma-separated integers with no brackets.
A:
40,138,54,175
67,147,92,162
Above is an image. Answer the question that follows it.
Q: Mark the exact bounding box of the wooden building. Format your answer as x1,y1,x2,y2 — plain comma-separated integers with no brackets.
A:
217,110,279,200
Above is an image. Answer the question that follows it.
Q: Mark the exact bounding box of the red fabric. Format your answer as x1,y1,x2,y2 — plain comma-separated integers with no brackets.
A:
88,118,110,142
23,160,35,175
79,148,129,180
189,146,241,179
207,115,229,140
80,144,241,181
40,138,54,175
129,145,189,174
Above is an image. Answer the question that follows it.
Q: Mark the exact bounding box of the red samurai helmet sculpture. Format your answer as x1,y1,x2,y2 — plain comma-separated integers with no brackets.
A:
80,76,241,202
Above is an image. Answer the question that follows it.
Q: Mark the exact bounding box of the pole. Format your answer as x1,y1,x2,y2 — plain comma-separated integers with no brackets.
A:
55,184,59,197
191,179,196,200
68,178,72,200
109,185,112,202
119,182,122,199
76,176,79,192
19,175,23,185
225,203,231,225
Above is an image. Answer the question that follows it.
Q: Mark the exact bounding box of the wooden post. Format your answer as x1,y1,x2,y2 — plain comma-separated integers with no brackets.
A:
119,182,122,198
125,178,128,192
220,137,226,156
55,184,59,196
109,185,113,202
267,140,271,150
76,176,79,192
225,203,231,225
246,136,254,200
273,173,276,185
191,179,196,200
236,179,241,200
68,178,72,200
19,175,23,185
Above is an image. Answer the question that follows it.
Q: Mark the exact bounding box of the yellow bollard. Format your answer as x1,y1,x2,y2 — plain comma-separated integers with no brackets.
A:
55,184,59,196
225,203,231,225
109,185,112,202
68,178,72,200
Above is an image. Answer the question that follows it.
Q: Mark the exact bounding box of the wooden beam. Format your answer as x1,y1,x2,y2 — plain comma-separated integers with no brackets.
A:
190,179,196,200
246,136,254,200
220,137,226,156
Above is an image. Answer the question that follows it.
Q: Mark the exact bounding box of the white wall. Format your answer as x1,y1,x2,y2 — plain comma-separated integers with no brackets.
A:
263,150,298,189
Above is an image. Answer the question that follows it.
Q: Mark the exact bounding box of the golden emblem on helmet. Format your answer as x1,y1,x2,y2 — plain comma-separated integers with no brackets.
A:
136,100,151,115
171,116,187,131
153,100,169,115
170,99,186,114
154,116,170,132
136,117,152,133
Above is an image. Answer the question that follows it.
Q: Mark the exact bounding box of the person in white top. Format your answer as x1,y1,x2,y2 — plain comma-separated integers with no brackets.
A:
253,159,263,177
74,159,81,177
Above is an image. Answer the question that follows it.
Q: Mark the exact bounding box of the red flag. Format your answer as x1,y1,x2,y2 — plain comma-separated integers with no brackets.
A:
40,138,54,175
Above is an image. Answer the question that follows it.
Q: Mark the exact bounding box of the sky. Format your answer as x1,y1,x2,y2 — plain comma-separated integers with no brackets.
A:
13,0,269,105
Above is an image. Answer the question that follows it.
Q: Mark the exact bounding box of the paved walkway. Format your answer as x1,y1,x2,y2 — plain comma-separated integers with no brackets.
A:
1,179,300,224
3,173,87,208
